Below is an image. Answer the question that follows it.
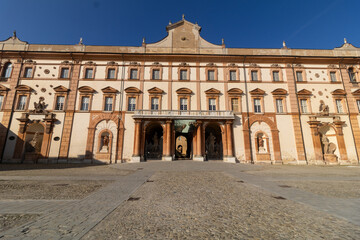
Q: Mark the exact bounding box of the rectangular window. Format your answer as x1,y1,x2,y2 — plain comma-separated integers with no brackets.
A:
180,98,188,110
209,98,216,111
300,99,308,113
336,99,343,113
296,71,303,82
180,69,187,80
231,98,239,112
85,68,93,79
357,100,360,113
24,67,32,78
104,97,113,111
130,69,138,79
229,70,237,81
107,68,115,79
151,97,159,110
152,69,160,80
60,68,69,79
330,72,337,82
251,70,258,81
128,97,136,111
17,95,27,110
80,96,90,111
276,99,284,113
349,69,356,82
273,71,280,81
55,96,65,110
0,95,3,109
208,70,215,80
254,98,261,113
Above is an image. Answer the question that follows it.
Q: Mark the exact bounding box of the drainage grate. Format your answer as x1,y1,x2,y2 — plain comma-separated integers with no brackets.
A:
127,197,140,201
237,180,245,183
278,185,291,188
273,196,286,200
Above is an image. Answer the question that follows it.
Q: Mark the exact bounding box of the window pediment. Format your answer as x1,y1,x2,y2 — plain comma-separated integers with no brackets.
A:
78,86,96,93
352,89,360,95
227,88,243,95
0,84,9,92
297,89,312,96
101,86,118,93
176,88,193,95
148,87,164,94
205,88,221,95
124,87,142,94
53,85,69,93
15,85,33,92
331,89,346,96
271,88,288,96
249,88,265,96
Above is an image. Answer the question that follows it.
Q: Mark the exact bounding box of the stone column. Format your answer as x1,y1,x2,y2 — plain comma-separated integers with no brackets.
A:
224,120,236,163
162,120,173,161
131,119,142,162
307,116,323,162
194,120,204,161
333,117,348,163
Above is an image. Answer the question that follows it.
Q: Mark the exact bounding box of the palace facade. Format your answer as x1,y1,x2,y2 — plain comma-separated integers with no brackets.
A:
1,18,360,165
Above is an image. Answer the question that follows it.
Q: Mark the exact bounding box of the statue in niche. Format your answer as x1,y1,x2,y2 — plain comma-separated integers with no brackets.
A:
206,132,216,155
257,134,267,153
321,135,336,154
319,100,329,116
26,131,41,153
32,97,48,114
100,134,110,153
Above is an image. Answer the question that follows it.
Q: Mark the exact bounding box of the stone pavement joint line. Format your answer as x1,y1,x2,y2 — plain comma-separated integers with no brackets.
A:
0,170,154,240
0,200,75,214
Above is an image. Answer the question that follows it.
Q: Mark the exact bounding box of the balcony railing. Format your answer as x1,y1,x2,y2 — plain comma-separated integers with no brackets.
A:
133,110,235,119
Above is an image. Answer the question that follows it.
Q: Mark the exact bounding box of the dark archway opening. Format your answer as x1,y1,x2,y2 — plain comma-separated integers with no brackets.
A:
144,123,163,160
205,123,223,160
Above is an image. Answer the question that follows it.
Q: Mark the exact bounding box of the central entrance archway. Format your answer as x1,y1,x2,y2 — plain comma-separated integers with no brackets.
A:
205,123,223,160
144,123,163,160
174,120,195,160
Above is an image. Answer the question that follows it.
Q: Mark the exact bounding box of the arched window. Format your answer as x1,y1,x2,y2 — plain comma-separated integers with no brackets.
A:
2,62,12,79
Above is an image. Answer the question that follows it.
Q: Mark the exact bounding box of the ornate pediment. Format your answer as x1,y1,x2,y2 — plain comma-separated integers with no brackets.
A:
101,86,118,93
249,88,265,95
227,88,243,95
352,89,360,95
176,88,193,95
297,89,312,96
148,87,164,94
124,87,142,94
53,85,69,93
0,84,9,92
331,89,346,96
0,31,28,45
271,88,288,95
78,86,96,93
205,88,221,95
15,85,33,92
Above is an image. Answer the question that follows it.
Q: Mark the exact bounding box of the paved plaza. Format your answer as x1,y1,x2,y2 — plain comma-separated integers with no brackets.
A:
0,162,359,239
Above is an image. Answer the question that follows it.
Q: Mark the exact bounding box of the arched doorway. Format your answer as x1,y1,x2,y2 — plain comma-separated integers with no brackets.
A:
24,122,44,162
144,123,163,160
205,123,223,160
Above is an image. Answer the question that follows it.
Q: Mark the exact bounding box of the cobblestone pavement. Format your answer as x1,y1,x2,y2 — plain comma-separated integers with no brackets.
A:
0,162,359,239
0,180,110,200
83,171,360,240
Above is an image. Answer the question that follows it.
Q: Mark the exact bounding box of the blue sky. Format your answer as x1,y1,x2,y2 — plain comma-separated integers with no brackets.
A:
0,0,359,49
